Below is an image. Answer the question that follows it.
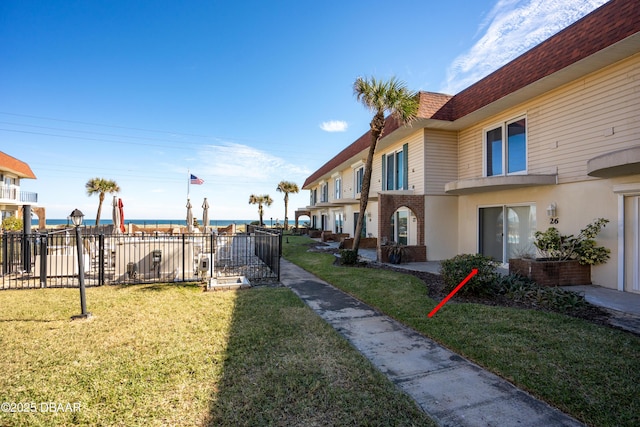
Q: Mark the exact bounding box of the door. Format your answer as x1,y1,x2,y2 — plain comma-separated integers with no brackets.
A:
390,209,409,245
354,212,366,237
480,207,504,262
480,205,536,264
334,213,343,234
624,196,640,293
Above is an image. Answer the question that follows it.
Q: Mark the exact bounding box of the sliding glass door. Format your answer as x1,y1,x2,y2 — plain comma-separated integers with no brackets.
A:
479,205,536,264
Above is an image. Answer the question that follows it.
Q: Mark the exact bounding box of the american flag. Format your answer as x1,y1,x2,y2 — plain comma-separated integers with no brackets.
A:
190,174,204,185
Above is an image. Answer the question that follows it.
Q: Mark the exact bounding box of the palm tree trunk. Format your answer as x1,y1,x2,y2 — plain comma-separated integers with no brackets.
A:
96,193,105,226
284,193,289,230
352,113,385,255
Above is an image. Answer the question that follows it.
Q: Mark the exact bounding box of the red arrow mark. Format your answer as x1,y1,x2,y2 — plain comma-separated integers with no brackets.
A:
428,268,478,318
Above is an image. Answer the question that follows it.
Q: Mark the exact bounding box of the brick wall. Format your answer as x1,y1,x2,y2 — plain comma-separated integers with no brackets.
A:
377,194,427,262
509,258,591,287
378,245,427,263
378,194,425,246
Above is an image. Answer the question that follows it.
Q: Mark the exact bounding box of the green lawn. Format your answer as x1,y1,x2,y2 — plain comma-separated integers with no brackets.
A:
0,282,434,426
283,235,640,427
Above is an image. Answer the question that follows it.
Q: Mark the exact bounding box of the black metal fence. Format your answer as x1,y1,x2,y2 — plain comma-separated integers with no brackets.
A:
0,228,281,290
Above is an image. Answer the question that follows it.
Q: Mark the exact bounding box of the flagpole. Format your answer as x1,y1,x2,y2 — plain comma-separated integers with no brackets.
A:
187,169,190,197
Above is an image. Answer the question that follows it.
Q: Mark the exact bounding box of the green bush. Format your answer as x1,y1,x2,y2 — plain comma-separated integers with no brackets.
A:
339,249,358,265
440,254,499,296
496,274,588,312
534,218,610,265
2,216,23,231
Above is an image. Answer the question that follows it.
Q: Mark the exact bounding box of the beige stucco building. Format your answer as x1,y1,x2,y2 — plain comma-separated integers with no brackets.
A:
300,0,640,293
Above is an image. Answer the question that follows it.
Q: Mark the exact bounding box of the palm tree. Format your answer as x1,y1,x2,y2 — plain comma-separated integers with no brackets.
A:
352,76,419,255
248,194,273,226
85,178,121,226
276,180,299,230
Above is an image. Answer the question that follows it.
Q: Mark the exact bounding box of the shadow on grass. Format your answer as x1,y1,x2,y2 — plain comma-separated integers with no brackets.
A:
115,282,203,292
203,287,435,426
0,318,59,323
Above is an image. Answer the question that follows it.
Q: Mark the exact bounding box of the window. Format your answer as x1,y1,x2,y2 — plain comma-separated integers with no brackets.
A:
382,143,408,190
334,177,341,200
320,183,328,203
485,117,526,176
355,166,364,195
311,189,317,206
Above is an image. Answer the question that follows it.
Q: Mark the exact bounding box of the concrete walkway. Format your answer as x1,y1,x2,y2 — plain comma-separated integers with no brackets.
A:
280,259,584,427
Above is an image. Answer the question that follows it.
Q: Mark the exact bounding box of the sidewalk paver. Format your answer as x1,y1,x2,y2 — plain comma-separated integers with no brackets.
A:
280,259,584,427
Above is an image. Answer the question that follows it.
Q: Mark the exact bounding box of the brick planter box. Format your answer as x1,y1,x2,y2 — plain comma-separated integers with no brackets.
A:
339,237,377,249
309,230,322,238
378,245,427,264
321,231,350,242
509,258,591,287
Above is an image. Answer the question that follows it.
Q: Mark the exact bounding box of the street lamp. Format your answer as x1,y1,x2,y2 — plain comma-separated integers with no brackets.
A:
70,209,91,320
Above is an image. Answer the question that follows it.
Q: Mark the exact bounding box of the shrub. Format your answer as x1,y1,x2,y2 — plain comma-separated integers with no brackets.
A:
2,216,23,231
440,254,499,296
533,218,610,265
496,274,588,312
339,249,358,265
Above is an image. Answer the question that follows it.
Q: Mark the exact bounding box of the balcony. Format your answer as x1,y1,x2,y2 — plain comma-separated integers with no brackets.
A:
0,187,38,204
444,174,557,195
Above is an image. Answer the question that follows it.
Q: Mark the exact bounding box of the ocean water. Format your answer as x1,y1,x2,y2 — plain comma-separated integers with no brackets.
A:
39,219,257,228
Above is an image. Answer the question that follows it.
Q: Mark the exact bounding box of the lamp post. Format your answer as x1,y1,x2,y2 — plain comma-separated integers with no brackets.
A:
70,209,91,320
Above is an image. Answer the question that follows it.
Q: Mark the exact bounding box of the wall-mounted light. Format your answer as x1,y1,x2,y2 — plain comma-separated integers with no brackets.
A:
546,202,557,217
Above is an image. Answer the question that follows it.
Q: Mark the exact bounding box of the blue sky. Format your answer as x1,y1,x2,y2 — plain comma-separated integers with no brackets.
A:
1,0,608,223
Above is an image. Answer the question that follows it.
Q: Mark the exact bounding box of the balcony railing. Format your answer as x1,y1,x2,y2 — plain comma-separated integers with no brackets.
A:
21,191,38,203
0,187,38,203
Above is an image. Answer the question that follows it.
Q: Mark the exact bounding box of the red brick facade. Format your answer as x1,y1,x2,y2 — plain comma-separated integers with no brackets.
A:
377,193,427,262
509,258,591,287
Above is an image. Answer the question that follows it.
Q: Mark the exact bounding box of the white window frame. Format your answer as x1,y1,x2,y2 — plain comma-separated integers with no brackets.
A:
355,166,364,196
334,177,342,200
483,115,527,177
320,182,328,203
384,148,404,190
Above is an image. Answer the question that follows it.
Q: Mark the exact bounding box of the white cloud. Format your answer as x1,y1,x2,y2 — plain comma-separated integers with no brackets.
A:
181,142,311,220
441,0,609,94
198,142,310,180
320,120,348,132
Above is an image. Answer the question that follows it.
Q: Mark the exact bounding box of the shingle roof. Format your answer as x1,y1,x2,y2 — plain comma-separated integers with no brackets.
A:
302,92,451,188
303,0,640,189
432,0,640,121
0,151,37,179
